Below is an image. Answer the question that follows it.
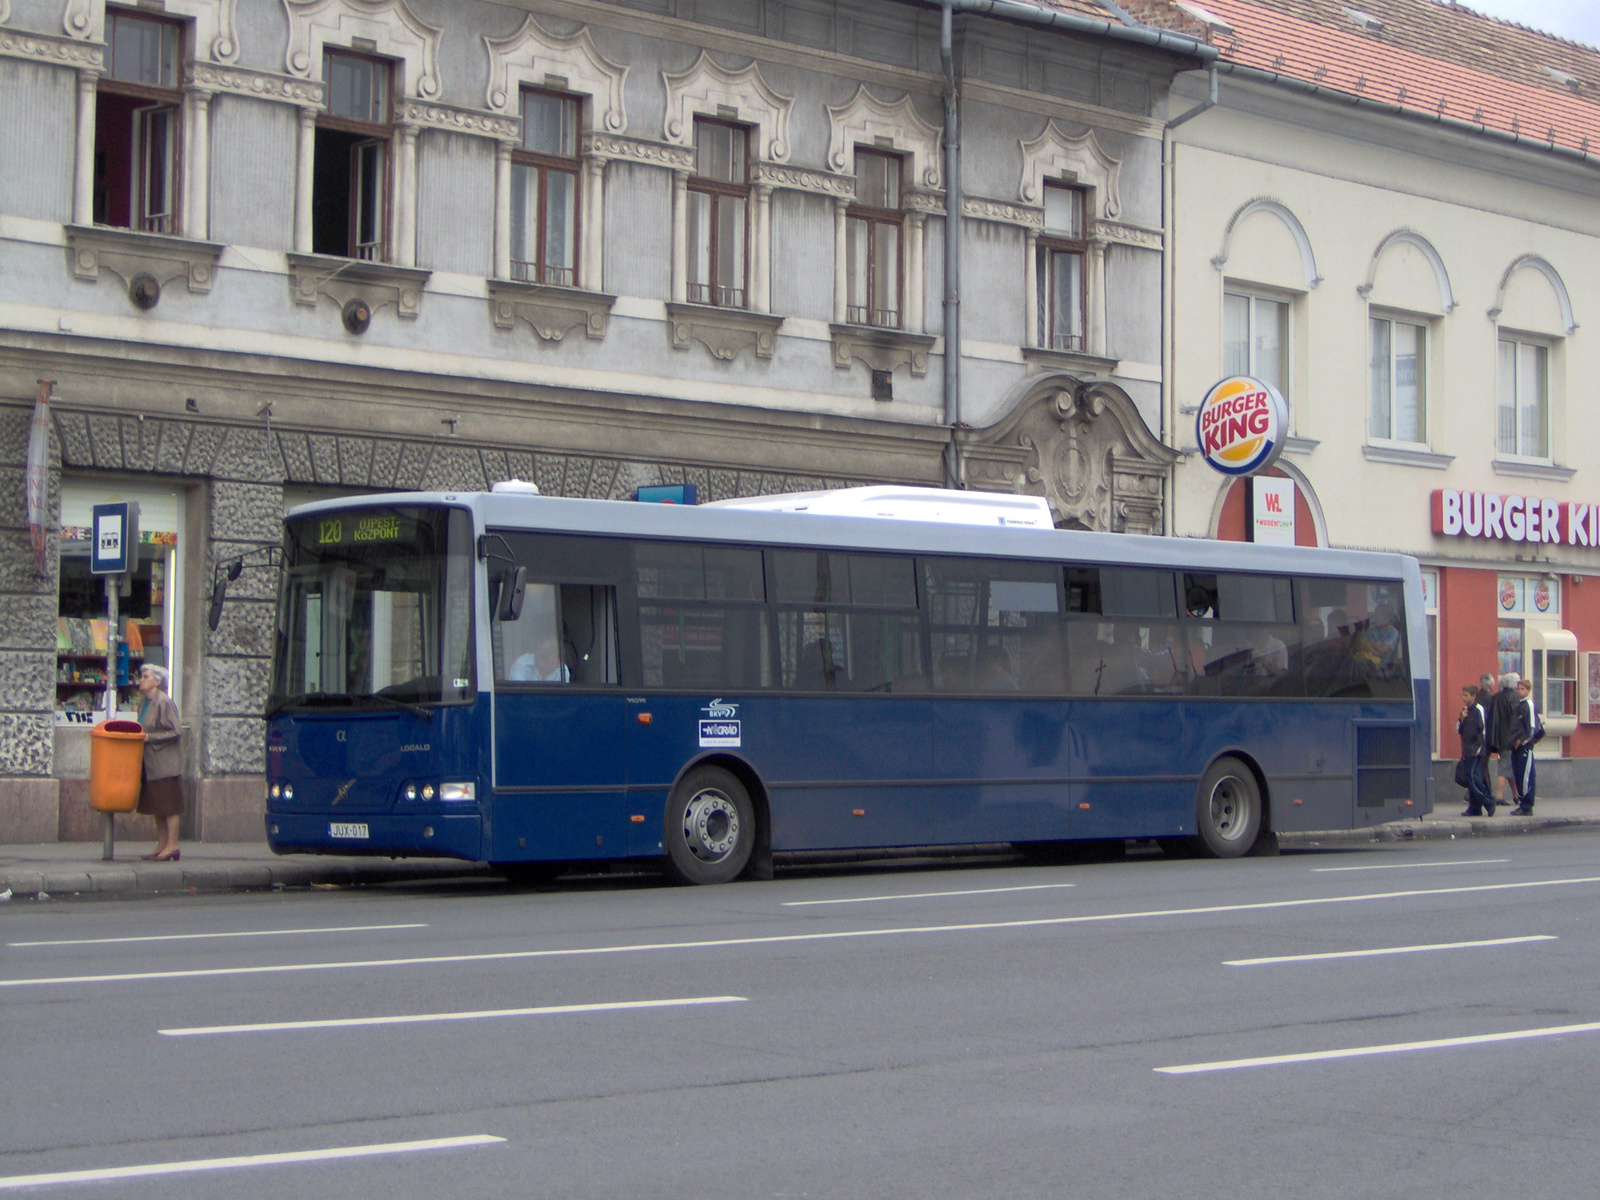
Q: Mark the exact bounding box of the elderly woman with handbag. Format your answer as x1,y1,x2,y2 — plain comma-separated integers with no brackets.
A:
135,664,184,861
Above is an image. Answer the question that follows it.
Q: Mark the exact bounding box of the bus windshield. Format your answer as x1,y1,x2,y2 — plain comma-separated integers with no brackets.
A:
270,506,475,711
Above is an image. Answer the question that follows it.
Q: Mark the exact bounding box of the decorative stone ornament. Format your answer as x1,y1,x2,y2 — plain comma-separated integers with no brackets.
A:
485,18,628,133
283,0,442,99
963,377,1178,534
1018,123,1121,219
826,86,941,188
662,52,793,162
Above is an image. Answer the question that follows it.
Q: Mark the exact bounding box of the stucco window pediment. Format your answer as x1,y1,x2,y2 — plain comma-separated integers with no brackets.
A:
1017,123,1120,221
66,0,239,63
663,52,792,163
1212,197,1320,291
485,17,627,133
826,86,940,188
1488,254,1576,336
283,0,441,100
1358,229,1455,316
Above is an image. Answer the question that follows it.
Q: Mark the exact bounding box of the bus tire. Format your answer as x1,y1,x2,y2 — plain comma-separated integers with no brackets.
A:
1194,757,1262,858
664,766,756,885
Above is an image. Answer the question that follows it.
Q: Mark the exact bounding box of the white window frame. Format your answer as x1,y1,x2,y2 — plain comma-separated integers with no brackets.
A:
1496,333,1552,463
1368,311,1429,448
1223,286,1293,416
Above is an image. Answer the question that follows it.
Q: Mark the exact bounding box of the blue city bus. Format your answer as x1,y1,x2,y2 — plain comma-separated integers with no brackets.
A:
263,488,1432,883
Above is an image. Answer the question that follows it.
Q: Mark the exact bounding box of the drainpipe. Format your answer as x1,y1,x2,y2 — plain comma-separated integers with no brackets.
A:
941,0,963,488
1160,66,1217,536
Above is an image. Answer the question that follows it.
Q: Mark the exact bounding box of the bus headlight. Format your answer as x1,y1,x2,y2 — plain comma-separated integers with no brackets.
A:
269,784,280,799
283,784,294,801
439,781,476,802
403,782,418,801
421,784,436,801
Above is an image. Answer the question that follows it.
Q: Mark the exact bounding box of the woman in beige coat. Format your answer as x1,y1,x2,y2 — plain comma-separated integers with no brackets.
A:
135,664,183,861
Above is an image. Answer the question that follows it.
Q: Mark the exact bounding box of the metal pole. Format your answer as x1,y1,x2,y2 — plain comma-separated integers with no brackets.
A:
940,0,963,488
102,575,119,860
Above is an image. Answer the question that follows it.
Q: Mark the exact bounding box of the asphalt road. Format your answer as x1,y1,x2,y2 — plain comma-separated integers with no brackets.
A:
3,834,1599,1199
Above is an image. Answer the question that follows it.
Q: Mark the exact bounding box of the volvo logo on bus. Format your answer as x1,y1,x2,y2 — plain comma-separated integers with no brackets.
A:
699,699,741,747
1196,375,1288,477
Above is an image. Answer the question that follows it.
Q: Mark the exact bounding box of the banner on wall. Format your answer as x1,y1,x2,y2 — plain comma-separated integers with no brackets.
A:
1248,476,1296,545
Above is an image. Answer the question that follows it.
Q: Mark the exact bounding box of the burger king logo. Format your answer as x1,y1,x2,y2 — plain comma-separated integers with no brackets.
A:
1196,376,1289,477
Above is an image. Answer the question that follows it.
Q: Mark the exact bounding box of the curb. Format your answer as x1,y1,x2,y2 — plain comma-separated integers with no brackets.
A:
1282,814,1600,848
0,858,493,900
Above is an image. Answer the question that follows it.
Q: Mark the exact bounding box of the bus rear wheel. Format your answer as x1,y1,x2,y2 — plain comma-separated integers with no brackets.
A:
1194,758,1262,858
664,766,756,885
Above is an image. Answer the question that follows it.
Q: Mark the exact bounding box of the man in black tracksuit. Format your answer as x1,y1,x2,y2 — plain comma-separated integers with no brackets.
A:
1509,677,1539,816
1457,684,1494,817
1485,673,1520,806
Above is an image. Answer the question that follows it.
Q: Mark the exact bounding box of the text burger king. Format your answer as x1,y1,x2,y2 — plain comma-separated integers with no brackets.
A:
1195,376,1289,477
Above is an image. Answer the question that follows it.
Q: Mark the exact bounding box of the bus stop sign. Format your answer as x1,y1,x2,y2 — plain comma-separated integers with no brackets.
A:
90,501,139,575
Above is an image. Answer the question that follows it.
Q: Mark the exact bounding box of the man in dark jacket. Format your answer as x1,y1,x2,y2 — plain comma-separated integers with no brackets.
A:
1485,672,1520,806
1457,684,1494,817
1509,677,1539,815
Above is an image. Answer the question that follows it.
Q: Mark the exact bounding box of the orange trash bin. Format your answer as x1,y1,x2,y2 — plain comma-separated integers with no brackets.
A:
90,719,146,813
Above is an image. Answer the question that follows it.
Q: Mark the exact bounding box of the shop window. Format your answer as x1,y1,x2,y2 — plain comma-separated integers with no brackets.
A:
313,51,393,260
846,149,903,328
94,11,184,234
687,119,749,308
1497,337,1549,459
1369,315,1427,445
1037,184,1086,351
510,90,580,286
1539,648,1577,719
56,486,182,722
1224,289,1290,405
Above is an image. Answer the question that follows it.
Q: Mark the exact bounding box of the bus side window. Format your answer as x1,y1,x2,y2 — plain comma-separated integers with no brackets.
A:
924,558,1063,694
1065,568,1184,696
559,584,619,685
497,582,565,683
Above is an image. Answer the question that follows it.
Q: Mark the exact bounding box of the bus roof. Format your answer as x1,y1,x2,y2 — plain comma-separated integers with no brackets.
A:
284,490,1416,581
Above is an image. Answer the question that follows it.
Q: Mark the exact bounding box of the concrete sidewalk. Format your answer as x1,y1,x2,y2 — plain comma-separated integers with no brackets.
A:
1,798,1597,900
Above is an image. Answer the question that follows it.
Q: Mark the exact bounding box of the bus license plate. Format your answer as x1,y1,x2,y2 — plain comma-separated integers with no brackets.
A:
328,822,369,840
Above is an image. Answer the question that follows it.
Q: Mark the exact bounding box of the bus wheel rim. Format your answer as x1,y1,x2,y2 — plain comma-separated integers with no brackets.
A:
683,789,740,862
1209,779,1248,841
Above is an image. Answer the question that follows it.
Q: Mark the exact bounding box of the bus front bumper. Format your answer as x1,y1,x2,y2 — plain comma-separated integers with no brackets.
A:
265,811,483,862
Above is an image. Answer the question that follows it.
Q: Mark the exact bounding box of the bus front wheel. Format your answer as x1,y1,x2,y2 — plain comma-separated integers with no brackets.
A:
1194,758,1262,858
664,766,756,885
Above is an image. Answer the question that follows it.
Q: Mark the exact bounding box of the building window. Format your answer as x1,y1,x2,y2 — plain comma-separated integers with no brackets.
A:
1037,184,1086,351
94,11,183,234
1369,315,1426,444
846,149,902,328
313,52,392,261
1224,290,1290,403
510,90,579,286
687,119,749,308
1497,337,1549,459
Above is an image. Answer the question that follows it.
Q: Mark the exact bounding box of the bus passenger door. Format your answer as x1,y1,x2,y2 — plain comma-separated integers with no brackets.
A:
490,581,631,863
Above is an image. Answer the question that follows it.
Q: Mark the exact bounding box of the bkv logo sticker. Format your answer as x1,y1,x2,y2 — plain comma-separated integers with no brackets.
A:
699,698,741,747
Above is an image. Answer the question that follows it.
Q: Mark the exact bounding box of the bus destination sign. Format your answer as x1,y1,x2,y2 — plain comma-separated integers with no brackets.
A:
314,511,410,547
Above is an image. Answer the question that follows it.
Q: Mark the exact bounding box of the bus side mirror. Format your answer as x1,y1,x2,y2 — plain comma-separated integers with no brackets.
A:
497,565,526,622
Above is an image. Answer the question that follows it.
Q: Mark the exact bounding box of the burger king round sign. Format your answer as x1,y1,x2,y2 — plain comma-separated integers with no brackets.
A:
1195,375,1289,476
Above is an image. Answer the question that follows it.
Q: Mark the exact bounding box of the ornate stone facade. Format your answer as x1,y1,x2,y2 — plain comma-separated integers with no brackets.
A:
964,375,1178,535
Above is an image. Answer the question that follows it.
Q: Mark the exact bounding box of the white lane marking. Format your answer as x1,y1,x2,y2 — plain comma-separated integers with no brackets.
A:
1313,859,1510,873
6,875,1599,989
0,1134,504,1191
1225,935,1557,965
783,883,1078,907
162,995,746,1036
1156,1021,1600,1075
8,924,428,948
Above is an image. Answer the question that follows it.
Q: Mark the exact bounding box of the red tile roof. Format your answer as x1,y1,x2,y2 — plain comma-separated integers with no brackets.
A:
1188,0,1600,156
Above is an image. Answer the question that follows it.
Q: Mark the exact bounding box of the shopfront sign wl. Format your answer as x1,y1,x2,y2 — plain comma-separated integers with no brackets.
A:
1432,489,1600,546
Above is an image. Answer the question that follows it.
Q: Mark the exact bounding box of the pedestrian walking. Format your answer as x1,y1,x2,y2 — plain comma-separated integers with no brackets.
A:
135,664,184,861
1509,677,1541,816
1456,684,1495,817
